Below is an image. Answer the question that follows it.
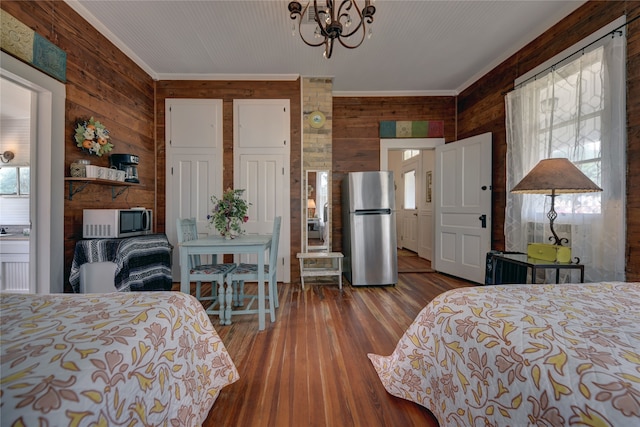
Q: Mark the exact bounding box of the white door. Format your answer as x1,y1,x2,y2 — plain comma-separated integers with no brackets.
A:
237,153,284,264
234,100,290,283
434,133,492,283
401,159,419,252
166,99,223,280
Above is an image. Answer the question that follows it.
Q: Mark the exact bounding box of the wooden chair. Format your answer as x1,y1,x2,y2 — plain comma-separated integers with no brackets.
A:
226,216,282,323
176,218,236,313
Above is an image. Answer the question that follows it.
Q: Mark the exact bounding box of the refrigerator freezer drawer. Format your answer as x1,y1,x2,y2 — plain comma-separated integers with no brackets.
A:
348,212,398,286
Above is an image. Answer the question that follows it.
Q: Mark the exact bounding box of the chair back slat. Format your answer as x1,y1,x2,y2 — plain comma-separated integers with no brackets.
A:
176,218,201,268
268,216,282,273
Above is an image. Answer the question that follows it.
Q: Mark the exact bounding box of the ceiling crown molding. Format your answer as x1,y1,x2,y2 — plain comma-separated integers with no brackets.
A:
155,73,300,82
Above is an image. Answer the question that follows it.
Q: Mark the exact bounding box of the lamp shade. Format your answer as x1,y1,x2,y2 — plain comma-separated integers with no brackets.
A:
511,158,602,194
307,199,316,209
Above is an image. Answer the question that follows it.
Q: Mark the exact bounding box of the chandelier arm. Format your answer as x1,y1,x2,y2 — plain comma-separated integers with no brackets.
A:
337,0,355,17
314,0,331,36
298,29,327,48
290,1,329,47
337,24,366,49
339,20,365,40
338,0,374,40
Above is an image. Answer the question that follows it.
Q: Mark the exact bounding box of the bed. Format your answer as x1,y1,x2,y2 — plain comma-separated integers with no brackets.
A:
369,282,640,426
1,291,239,427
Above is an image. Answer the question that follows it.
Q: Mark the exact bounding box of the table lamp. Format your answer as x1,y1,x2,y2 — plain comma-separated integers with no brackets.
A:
510,158,602,247
307,198,316,218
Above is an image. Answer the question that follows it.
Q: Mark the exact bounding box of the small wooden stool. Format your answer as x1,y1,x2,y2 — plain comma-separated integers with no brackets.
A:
297,252,344,290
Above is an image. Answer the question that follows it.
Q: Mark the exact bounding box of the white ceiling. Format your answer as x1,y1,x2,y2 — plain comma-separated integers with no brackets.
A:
65,0,585,95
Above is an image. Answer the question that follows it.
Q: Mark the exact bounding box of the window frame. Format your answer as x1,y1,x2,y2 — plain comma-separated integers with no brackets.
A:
0,166,30,196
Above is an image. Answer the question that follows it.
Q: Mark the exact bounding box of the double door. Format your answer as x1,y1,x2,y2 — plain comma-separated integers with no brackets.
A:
166,99,290,283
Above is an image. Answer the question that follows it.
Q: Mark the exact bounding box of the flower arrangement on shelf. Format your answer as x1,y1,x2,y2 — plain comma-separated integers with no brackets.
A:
74,117,114,157
208,188,251,238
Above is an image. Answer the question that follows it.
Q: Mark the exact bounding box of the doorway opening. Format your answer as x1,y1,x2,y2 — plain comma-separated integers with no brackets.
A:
380,138,444,266
1,51,66,293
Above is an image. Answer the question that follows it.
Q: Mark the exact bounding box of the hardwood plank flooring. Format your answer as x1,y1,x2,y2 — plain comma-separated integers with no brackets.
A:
175,257,474,426
397,249,436,273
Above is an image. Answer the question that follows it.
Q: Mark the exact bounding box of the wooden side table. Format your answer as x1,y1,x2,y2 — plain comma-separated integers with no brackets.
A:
297,252,344,290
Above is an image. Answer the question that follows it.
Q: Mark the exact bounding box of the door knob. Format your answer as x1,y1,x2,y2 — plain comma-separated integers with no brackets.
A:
479,214,487,228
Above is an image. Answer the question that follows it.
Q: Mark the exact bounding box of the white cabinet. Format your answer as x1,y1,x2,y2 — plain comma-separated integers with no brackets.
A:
0,240,30,293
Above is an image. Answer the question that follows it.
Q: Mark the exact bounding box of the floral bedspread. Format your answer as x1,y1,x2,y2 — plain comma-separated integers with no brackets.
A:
1,291,239,427
369,282,640,426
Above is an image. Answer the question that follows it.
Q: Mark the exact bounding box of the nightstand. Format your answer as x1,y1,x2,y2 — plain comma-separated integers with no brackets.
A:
489,252,584,284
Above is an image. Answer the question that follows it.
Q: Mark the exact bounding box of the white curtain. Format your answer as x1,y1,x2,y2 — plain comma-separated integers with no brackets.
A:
505,33,626,282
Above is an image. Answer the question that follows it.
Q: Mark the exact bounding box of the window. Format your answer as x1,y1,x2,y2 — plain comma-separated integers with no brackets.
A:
0,167,30,196
534,53,604,215
505,25,626,282
402,149,419,160
403,169,416,210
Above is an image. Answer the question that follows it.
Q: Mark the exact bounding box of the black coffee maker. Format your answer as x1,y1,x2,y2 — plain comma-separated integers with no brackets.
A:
110,154,139,183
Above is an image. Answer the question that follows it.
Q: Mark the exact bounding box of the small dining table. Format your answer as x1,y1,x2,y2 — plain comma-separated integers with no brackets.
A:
179,234,272,330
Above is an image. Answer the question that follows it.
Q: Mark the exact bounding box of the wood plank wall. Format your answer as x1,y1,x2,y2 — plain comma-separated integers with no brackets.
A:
456,1,640,281
154,81,302,279
331,97,456,253
1,1,156,291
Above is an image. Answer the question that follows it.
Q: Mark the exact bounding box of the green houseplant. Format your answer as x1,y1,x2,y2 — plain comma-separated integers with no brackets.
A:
208,188,250,238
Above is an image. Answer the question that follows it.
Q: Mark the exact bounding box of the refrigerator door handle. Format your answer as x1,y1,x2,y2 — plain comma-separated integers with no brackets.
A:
354,209,392,215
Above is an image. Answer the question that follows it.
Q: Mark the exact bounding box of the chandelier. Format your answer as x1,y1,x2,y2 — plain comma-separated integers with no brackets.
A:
288,0,376,59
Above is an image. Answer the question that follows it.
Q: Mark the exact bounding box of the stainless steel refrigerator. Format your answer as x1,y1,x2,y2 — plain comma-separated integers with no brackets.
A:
342,171,398,286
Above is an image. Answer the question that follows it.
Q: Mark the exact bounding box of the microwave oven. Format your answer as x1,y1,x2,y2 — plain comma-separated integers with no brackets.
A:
83,209,153,238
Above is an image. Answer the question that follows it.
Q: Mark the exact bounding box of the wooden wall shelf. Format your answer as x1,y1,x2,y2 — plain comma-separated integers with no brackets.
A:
64,177,139,200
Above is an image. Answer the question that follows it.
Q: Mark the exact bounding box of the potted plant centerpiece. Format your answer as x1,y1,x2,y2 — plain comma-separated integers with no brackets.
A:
208,188,250,239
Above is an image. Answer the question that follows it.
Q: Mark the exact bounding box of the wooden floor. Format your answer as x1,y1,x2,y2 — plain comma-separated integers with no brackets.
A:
175,256,474,427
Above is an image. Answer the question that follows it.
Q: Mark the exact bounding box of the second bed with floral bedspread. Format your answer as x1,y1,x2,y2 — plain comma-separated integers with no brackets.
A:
369,282,640,426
